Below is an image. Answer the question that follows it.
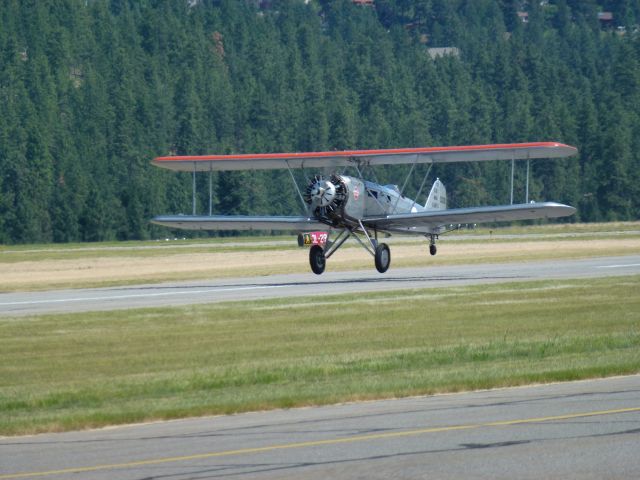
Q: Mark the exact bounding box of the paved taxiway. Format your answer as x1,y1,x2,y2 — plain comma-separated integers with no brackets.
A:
1,255,639,316
2,375,639,479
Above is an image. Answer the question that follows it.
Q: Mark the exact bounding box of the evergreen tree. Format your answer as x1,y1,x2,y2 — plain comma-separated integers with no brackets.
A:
1,0,640,244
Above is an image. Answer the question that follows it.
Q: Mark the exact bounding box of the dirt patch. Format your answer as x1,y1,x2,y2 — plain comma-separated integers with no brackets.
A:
1,249,307,289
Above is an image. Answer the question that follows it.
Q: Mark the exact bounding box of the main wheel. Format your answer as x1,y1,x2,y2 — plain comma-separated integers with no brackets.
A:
374,243,391,273
429,244,437,256
309,245,326,275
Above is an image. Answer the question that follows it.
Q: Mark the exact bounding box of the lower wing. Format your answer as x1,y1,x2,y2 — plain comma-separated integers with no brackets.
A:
363,202,576,234
153,203,575,233
151,215,325,231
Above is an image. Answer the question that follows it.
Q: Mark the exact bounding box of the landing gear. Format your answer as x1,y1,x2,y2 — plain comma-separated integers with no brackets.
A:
306,225,392,275
429,235,437,256
374,243,391,273
309,245,326,275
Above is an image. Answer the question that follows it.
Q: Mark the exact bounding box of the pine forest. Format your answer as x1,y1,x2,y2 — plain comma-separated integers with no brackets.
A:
1,0,639,244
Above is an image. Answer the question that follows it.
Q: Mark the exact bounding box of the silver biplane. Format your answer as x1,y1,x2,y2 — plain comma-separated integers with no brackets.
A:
151,142,577,274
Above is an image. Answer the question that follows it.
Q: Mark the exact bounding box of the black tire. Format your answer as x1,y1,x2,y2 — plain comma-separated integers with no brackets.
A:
374,243,391,273
309,245,326,275
429,244,437,256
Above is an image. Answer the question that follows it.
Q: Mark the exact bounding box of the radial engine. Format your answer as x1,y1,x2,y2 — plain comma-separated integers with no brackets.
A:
303,174,365,226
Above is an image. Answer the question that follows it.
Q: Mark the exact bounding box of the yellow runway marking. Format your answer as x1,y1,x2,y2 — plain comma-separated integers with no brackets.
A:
2,406,639,479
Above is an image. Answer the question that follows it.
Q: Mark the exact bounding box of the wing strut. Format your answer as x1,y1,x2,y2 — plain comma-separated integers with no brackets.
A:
192,162,197,215
187,159,309,217
286,160,309,213
209,162,213,216
391,154,419,214
511,152,532,204
525,157,530,203
510,155,515,205
409,163,434,211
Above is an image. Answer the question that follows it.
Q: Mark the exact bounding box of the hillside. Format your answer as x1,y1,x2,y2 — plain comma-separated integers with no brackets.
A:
1,0,639,243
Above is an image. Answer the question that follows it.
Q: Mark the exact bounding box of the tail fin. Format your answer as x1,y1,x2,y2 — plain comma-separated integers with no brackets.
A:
425,178,447,210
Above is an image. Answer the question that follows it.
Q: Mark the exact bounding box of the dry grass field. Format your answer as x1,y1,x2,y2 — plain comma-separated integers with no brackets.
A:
1,222,639,292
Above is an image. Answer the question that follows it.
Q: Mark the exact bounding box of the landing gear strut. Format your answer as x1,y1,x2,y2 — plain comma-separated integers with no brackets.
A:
307,223,392,275
429,235,438,256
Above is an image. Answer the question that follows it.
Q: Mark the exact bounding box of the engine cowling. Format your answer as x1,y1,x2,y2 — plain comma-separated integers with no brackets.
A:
304,174,347,224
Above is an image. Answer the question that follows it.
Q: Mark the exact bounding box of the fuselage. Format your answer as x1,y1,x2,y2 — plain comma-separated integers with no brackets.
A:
363,180,424,216
305,174,425,229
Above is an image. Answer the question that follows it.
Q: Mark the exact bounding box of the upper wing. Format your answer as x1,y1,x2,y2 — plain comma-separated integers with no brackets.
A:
363,202,576,234
152,142,577,172
151,215,325,231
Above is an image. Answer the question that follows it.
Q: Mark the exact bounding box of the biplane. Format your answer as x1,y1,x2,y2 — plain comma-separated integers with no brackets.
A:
151,142,577,274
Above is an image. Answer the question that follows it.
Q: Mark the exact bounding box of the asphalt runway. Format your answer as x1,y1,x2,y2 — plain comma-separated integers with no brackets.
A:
1,255,639,316
2,375,639,479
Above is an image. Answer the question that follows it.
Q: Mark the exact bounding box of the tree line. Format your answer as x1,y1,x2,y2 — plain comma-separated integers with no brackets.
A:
1,0,639,244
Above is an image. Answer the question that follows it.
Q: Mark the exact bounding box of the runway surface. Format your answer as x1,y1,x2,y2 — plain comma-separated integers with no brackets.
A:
1,255,639,316
1,375,639,479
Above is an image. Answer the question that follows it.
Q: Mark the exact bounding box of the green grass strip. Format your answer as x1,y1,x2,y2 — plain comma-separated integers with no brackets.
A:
1,275,639,435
